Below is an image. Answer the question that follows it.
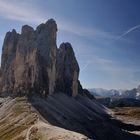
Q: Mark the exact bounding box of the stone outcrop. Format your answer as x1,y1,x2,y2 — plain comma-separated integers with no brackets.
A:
55,43,79,96
0,19,82,97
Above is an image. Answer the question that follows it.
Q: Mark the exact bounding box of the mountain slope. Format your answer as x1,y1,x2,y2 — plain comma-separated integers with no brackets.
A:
0,94,140,140
0,96,90,140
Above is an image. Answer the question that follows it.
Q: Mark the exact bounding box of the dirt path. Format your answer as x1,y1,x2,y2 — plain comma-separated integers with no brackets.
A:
25,120,90,140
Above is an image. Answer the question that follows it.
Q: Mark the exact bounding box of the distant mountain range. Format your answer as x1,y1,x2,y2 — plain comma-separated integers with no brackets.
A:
88,86,140,107
88,86,140,100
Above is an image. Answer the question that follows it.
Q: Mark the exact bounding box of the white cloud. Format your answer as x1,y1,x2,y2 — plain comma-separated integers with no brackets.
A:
80,54,140,89
81,60,91,72
0,0,47,24
58,20,116,40
114,24,140,41
0,0,117,41
81,54,140,79
2,0,137,45
81,55,115,72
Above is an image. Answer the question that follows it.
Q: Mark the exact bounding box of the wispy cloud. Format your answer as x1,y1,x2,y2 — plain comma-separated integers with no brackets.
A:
81,55,115,72
81,60,91,72
0,0,117,41
114,24,140,41
58,20,116,40
0,1,138,45
0,0,47,24
80,53,140,89
81,54,140,78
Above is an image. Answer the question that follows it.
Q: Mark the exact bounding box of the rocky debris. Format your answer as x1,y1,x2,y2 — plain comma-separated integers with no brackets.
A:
0,19,83,97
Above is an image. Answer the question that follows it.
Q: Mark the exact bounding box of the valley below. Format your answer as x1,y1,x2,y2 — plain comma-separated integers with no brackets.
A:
111,107,140,135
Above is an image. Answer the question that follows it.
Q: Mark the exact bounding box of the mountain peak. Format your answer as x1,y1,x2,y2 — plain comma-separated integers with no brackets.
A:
0,19,82,97
21,25,34,35
45,18,57,29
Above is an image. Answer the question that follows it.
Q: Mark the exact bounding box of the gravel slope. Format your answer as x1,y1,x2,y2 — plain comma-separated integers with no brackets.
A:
0,96,90,140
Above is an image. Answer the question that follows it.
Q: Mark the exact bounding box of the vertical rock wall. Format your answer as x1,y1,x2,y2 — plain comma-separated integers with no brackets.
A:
56,43,79,96
0,19,82,96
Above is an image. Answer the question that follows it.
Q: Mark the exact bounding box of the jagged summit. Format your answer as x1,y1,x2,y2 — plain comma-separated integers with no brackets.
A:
56,42,80,96
21,25,34,34
0,19,82,97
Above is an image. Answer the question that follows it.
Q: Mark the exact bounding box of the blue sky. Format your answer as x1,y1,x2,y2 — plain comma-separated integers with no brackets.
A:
0,0,140,89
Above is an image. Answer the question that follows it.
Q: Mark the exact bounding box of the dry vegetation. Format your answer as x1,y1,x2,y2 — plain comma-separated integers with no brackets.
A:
0,97,38,140
111,107,140,136
112,107,140,120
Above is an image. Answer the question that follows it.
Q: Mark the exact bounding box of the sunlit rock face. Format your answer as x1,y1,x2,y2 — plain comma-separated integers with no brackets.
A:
0,19,82,96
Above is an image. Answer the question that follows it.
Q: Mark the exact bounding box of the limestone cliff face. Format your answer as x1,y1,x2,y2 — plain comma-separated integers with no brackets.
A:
0,19,82,96
0,29,19,93
56,43,79,96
